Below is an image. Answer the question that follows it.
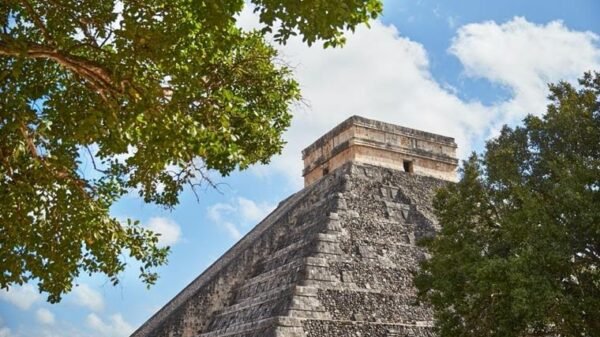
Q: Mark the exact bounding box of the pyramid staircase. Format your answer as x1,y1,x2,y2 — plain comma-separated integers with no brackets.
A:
131,162,447,337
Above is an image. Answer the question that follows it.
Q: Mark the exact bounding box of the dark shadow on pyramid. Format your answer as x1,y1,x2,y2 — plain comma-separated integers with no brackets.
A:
131,116,458,337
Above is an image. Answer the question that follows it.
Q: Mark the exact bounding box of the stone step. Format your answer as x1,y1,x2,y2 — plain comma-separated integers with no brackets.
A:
209,275,333,330
206,295,289,331
265,239,308,262
277,223,331,247
256,214,342,274
229,284,295,312
286,286,330,320
309,233,342,256
217,289,293,317
234,260,303,302
259,239,310,274
199,317,278,337
245,260,304,288
256,221,326,267
313,233,339,243
236,239,342,302
302,259,339,284
199,317,309,337
264,232,339,263
200,316,434,337
208,287,322,333
231,285,318,312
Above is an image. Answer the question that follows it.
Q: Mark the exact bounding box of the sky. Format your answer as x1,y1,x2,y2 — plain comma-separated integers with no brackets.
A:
1,1,599,336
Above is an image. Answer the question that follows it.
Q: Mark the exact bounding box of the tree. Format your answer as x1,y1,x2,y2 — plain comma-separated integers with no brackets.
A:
414,72,600,337
0,0,383,302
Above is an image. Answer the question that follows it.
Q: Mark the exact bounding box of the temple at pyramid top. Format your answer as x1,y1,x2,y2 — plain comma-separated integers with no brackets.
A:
302,116,458,186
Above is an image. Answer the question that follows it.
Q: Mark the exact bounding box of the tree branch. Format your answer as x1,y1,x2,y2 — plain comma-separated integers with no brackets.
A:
18,122,94,197
18,122,41,160
0,38,117,100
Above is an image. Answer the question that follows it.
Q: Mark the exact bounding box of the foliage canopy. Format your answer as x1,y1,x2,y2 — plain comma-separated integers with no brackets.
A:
415,73,600,337
0,0,382,302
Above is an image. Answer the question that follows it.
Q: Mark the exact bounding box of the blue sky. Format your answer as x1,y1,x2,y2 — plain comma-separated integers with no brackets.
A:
1,1,599,336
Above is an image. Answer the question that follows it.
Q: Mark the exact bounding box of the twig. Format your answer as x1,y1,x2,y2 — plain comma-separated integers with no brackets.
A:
19,0,54,44
85,145,108,174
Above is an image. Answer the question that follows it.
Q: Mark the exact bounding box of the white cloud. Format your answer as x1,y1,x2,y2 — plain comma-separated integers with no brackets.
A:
0,317,13,337
1,315,76,337
235,3,261,31
71,284,104,312
0,284,41,310
86,313,134,337
112,145,137,164
450,17,600,126
238,14,600,187
207,203,235,223
221,222,243,240
36,308,55,325
207,197,275,240
250,19,490,187
451,17,599,92
146,217,182,246
0,327,13,337
237,197,275,223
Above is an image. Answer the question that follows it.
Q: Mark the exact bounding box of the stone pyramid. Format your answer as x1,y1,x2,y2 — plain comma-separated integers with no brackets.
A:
131,116,458,337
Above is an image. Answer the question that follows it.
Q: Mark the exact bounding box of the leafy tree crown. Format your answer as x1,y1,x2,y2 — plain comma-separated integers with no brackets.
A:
415,72,600,337
0,0,382,302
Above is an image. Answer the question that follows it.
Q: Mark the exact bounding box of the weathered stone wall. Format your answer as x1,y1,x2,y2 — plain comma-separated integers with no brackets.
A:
302,115,458,186
295,163,446,336
132,162,449,337
131,163,348,337
352,144,458,182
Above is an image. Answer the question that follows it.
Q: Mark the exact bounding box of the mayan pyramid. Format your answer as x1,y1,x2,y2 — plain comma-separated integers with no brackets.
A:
131,116,458,337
